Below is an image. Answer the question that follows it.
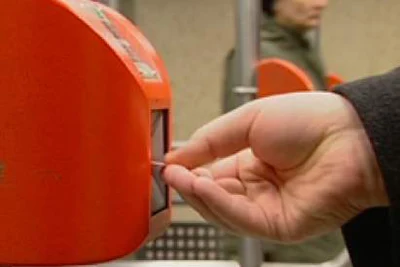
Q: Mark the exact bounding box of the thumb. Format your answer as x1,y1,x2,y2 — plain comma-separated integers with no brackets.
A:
166,92,347,170
166,100,263,169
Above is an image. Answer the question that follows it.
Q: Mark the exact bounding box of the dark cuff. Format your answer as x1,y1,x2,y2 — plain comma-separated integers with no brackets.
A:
334,68,400,266
334,68,400,207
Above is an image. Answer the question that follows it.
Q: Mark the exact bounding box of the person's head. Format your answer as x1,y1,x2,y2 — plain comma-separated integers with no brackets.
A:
262,0,329,32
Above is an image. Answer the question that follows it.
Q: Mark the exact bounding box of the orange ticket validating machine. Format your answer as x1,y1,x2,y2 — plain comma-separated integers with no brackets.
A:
0,0,171,265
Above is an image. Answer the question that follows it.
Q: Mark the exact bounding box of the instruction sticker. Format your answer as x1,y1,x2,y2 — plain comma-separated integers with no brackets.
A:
91,4,160,80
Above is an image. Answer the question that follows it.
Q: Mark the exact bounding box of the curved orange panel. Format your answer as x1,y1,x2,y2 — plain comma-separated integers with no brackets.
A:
0,0,173,265
257,58,314,98
327,73,344,91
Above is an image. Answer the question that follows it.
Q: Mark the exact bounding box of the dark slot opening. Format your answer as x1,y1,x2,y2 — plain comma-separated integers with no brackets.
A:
151,110,169,215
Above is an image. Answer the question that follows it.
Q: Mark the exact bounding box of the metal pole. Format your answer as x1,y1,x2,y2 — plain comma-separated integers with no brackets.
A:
235,0,260,104
99,0,120,10
235,1,263,267
118,0,136,22
104,0,136,23
108,0,120,10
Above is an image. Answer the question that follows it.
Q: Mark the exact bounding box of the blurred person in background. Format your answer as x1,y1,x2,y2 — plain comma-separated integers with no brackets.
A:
221,0,345,263
223,0,328,113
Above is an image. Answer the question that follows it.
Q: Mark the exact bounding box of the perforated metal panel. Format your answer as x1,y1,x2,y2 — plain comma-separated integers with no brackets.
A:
136,223,227,261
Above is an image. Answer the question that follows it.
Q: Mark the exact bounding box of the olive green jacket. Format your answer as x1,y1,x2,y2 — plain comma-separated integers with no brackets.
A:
221,16,344,263
222,15,327,113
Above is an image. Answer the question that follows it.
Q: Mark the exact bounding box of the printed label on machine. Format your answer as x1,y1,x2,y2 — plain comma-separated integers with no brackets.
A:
62,0,160,81
91,3,161,81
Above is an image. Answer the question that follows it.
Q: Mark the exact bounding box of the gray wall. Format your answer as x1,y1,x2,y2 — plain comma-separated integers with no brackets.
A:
131,0,400,140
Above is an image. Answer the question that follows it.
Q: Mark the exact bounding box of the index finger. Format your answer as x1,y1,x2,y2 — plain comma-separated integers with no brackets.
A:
166,100,263,169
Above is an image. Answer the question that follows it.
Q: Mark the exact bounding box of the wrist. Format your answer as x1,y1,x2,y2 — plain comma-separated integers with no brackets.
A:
366,155,389,208
341,96,389,209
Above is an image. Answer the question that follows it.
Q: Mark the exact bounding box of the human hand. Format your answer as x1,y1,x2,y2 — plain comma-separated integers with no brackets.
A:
164,92,388,242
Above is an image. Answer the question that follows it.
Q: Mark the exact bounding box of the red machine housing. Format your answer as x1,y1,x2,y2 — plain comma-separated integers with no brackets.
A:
0,0,171,265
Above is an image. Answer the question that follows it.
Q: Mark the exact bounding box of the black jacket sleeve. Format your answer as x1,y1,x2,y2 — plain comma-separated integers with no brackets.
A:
334,68,400,267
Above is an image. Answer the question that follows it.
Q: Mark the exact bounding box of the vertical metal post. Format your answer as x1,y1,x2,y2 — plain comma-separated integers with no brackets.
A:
108,0,120,10
235,0,260,104
104,0,137,24
235,1,263,267
118,0,136,22
99,0,120,10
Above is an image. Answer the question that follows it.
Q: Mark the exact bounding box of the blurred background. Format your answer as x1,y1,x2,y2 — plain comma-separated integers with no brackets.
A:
126,0,400,140
110,0,400,265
